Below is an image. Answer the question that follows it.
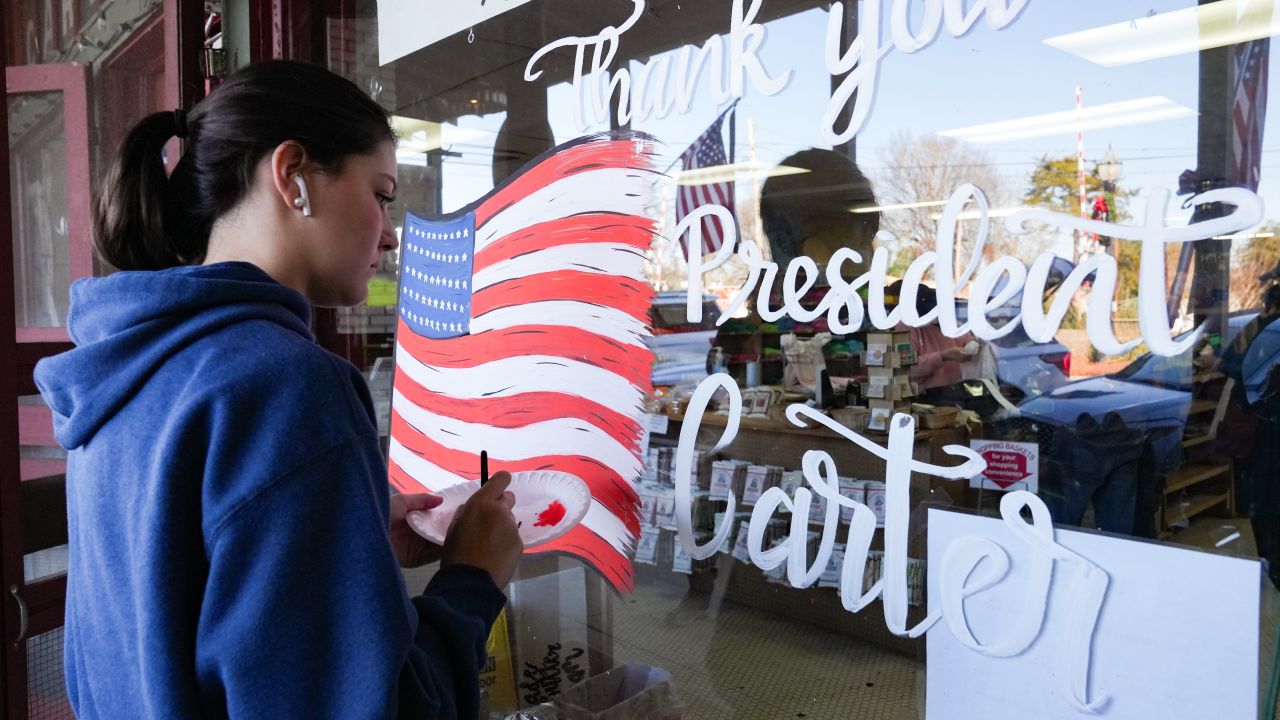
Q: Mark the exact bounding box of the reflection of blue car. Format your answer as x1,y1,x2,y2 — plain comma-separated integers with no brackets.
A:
955,299,1071,401
987,324,1070,400
1017,313,1266,473
1232,315,1280,404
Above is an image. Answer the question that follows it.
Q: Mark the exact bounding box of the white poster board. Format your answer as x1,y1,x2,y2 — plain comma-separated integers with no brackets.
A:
378,0,535,64
926,509,1261,720
968,439,1039,493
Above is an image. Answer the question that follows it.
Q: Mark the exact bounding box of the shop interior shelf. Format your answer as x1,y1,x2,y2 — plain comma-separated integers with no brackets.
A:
1164,463,1232,495
1165,492,1232,529
1182,434,1213,449
667,410,956,441
1188,399,1218,415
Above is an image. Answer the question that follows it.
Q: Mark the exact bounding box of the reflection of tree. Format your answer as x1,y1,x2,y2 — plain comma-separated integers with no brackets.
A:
874,132,1035,268
1024,154,1136,254
877,133,1000,243
1025,156,1139,340
1231,231,1280,311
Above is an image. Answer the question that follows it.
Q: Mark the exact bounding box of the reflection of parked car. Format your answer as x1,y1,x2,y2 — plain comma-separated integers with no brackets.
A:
955,299,1071,401
649,291,719,386
1017,312,1262,474
987,324,1071,401
1232,314,1280,405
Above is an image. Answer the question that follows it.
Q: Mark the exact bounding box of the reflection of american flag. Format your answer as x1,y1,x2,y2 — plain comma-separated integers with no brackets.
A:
390,134,658,592
675,110,735,259
1232,36,1269,191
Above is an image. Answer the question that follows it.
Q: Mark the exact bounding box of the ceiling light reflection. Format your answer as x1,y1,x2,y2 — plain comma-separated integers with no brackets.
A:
1044,0,1278,67
938,97,1195,144
674,162,809,186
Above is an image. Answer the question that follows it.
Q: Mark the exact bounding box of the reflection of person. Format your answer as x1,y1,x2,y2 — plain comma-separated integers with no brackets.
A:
1221,284,1280,589
34,62,522,718
886,280,979,403
759,148,878,270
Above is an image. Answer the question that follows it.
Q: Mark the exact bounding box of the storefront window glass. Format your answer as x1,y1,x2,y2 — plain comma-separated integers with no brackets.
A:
9,91,68,329
328,2,1280,716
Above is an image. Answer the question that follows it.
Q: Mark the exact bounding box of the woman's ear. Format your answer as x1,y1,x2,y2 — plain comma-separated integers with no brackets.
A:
267,141,310,214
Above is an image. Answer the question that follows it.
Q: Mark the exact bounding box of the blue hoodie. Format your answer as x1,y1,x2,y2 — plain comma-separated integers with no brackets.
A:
34,261,505,719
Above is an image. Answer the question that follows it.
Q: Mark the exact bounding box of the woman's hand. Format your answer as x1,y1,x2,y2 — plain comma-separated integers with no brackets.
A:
389,492,445,568
941,347,969,363
442,471,523,589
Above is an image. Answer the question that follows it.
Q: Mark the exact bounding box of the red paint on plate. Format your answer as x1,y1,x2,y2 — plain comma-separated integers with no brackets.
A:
533,500,567,527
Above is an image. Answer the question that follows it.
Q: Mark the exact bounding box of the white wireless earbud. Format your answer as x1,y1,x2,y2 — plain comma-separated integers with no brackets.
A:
291,173,312,217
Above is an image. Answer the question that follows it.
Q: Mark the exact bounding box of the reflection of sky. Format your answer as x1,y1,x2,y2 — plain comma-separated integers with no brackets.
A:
438,1,1278,248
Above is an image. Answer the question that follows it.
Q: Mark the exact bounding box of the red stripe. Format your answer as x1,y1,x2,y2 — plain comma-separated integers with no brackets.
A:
395,320,654,388
474,214,655,275
473,272,654,323
476,139,654,227
531,528,635,592
394,371,643,449
389,458,430,493
391,411,643,534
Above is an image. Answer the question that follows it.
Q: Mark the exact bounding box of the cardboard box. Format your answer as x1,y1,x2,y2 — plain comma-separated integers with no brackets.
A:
867,399,913,431
866,331,915,369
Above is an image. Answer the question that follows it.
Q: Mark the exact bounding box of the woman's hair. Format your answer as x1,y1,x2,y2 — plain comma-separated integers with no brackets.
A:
94,60,394,271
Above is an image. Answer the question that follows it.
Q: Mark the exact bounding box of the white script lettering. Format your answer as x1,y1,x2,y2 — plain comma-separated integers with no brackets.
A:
526,0,791,130
823,0,1030,144
674,376,1112,713
682,185,1264,359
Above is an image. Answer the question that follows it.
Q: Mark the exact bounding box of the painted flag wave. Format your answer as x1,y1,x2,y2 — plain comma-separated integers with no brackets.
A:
389,132,659,592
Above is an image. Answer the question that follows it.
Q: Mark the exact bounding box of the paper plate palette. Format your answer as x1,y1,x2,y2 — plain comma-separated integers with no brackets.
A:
405,470,592,549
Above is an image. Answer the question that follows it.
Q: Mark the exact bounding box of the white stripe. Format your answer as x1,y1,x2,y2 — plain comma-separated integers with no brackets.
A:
472,243,647,292
389,437,468,490
469,301,649,348
388,440,632,554
478,168,654,252
394,343,646,412
392,390,644,493
583,501,633,553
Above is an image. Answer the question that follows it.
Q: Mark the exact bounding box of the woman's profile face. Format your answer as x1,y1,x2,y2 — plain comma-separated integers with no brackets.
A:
302,139,399,307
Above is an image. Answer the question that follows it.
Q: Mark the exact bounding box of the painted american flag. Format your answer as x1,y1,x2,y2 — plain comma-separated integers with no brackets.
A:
1232,35,1269,191
389,133,658,593
675,109,735,259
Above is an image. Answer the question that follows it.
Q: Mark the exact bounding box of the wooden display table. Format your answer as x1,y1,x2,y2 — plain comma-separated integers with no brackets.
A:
649,411,972,657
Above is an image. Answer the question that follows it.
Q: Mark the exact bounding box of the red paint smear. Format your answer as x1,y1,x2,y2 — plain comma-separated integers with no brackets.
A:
472,271,653,324
475,139,655,227
394,321,654,388
473,214,655,275
534,500,567,527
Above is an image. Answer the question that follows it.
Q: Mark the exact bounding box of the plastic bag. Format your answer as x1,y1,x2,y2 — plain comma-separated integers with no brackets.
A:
555,663,685,720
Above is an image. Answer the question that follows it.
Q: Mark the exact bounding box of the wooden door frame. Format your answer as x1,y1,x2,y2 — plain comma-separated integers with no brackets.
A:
0,0,204,715
7,63,91,344
0,1,18,712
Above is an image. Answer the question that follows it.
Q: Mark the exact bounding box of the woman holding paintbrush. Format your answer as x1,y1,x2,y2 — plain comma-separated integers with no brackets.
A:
33,61,522,719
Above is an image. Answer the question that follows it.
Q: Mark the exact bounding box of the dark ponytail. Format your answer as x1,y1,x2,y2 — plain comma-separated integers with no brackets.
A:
94,61,394,271
94,111,189,270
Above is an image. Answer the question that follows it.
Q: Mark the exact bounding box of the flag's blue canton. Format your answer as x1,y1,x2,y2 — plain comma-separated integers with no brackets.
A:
399,211,477,339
